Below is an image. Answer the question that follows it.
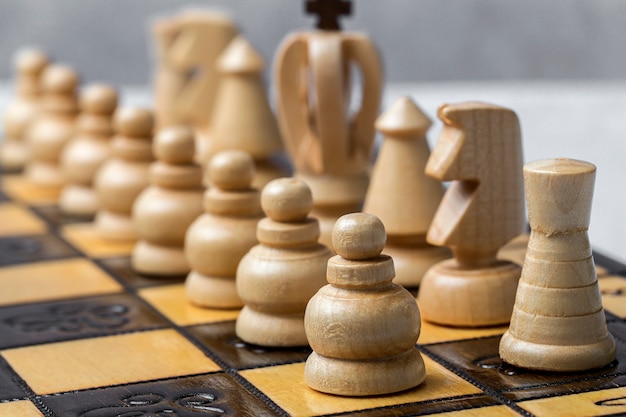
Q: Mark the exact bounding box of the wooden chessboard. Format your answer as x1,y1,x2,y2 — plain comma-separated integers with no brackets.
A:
1,172,626,417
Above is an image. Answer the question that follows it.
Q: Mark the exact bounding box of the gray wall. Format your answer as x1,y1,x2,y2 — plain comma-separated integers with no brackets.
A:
1,0,625,85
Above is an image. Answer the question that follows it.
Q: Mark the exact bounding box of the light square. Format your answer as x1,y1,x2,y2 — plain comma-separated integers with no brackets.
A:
0,203,47,236
139,284,239,326
1,175,61,205
1,328,221,395
518,385,626,417
61,223,136,258
0,258,122,306
429,406,520,417
0,400,43,417
419,320,507,344
240,356,482,417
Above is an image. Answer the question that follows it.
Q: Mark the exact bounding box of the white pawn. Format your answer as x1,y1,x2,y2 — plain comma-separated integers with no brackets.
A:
305,213,426,396
94,108,154,240
25,64,79,190
185,151,263,308
1,48,48,171
236,178,332,347
59,84,118,217
132,127,204,276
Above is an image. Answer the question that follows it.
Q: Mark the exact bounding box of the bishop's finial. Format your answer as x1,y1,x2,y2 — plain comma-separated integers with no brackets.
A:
305,0,352,30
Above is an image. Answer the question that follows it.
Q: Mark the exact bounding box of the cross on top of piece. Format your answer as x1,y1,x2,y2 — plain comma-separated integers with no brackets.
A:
306,0,352,31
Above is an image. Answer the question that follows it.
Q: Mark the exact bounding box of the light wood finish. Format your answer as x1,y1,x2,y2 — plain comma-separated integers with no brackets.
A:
432,407,521,417
131,126,204,276
274,30,382,248
364,97,450,286
417,102,525,327
198,36,288,188
24,64,79,190
518,385,626,417
240,356,481,417
138,284,239,326
93,107,154,241
499,158,615,371
0,203,47,236
0,174,61,205
0,48,48,171
599,275,626,318
419,320,507,345
304,213,424,396
0,258,121,306
0,400,44,417
184,150,263,308
61,223,136,258
1,328,220,395
236,178,332,347
59,84,118,217
152,10,237,131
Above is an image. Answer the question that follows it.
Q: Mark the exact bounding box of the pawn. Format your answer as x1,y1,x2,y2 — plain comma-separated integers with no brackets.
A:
59,84,118,217
499,158,616,371
236,178,332,346
185,151,263,308
304,213,425,396
363,97,450,287
198,36,289,188
94,108,154,240
1,48,48,171
25,64,79,190
132,127,204,276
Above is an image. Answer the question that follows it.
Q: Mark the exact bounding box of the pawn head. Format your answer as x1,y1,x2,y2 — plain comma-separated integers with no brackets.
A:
333,213,386,260
209,150,255,191
261,178,313,222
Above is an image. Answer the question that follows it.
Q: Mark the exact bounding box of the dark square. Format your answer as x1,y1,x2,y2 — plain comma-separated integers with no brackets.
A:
97,257,186,288
31,205,89,229
0,357,27,401
41,372,281,417
0,234,79,266
187,321,311,371
0,293,170,349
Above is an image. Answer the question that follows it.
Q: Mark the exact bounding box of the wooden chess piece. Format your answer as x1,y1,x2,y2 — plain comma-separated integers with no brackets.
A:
304,212,425,396
236,178,332,346
499,158,616,371
152,10,237,134
0,48,48,171
185,150,263,308
59,84,118,217
24,64,79,191
93,108,154,241
198,36,289,189
417,102,525,327
274,1,382,249
132,126,204,276
363,97,450,286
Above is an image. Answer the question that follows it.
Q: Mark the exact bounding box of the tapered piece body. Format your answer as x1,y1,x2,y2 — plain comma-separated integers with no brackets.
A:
199,36,288,188
94,108,154,241
275,28,383,249
499,158,615,371
236,178,332,346
1,48,48,171
132,127,204,276
25,64,79,191
363,97,450,286
59,84,118,217
417,102,525,327
185,151,263,308
305,213,425,396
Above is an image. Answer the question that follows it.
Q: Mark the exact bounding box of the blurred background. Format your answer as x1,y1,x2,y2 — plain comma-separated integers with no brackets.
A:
1,0,626,263
0,0,625,84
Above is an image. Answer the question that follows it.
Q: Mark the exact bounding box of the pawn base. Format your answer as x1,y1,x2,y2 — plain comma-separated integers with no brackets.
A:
185,271,242,309
59,185,98,218
418,259,521,327
94,210,137,241
25,162,64,189
0,141,28,172
236,307,307,347
132,241,189,277
499,331,616,372
305,349,426,396
386,244,451,287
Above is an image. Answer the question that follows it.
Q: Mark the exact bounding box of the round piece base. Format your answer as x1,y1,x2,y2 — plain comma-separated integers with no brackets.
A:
305,349,426,396
499,331,616,372
418,259,521,327
94,210,138,241
185,271,242,309
386,244,451,287
236,307,307,347
59,185,98,218
132,241,189,277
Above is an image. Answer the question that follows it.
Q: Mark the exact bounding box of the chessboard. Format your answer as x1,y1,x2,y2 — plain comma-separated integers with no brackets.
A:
0,171,625,417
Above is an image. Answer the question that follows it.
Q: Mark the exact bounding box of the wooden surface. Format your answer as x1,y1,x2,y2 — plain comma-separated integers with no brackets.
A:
2,172,626,416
